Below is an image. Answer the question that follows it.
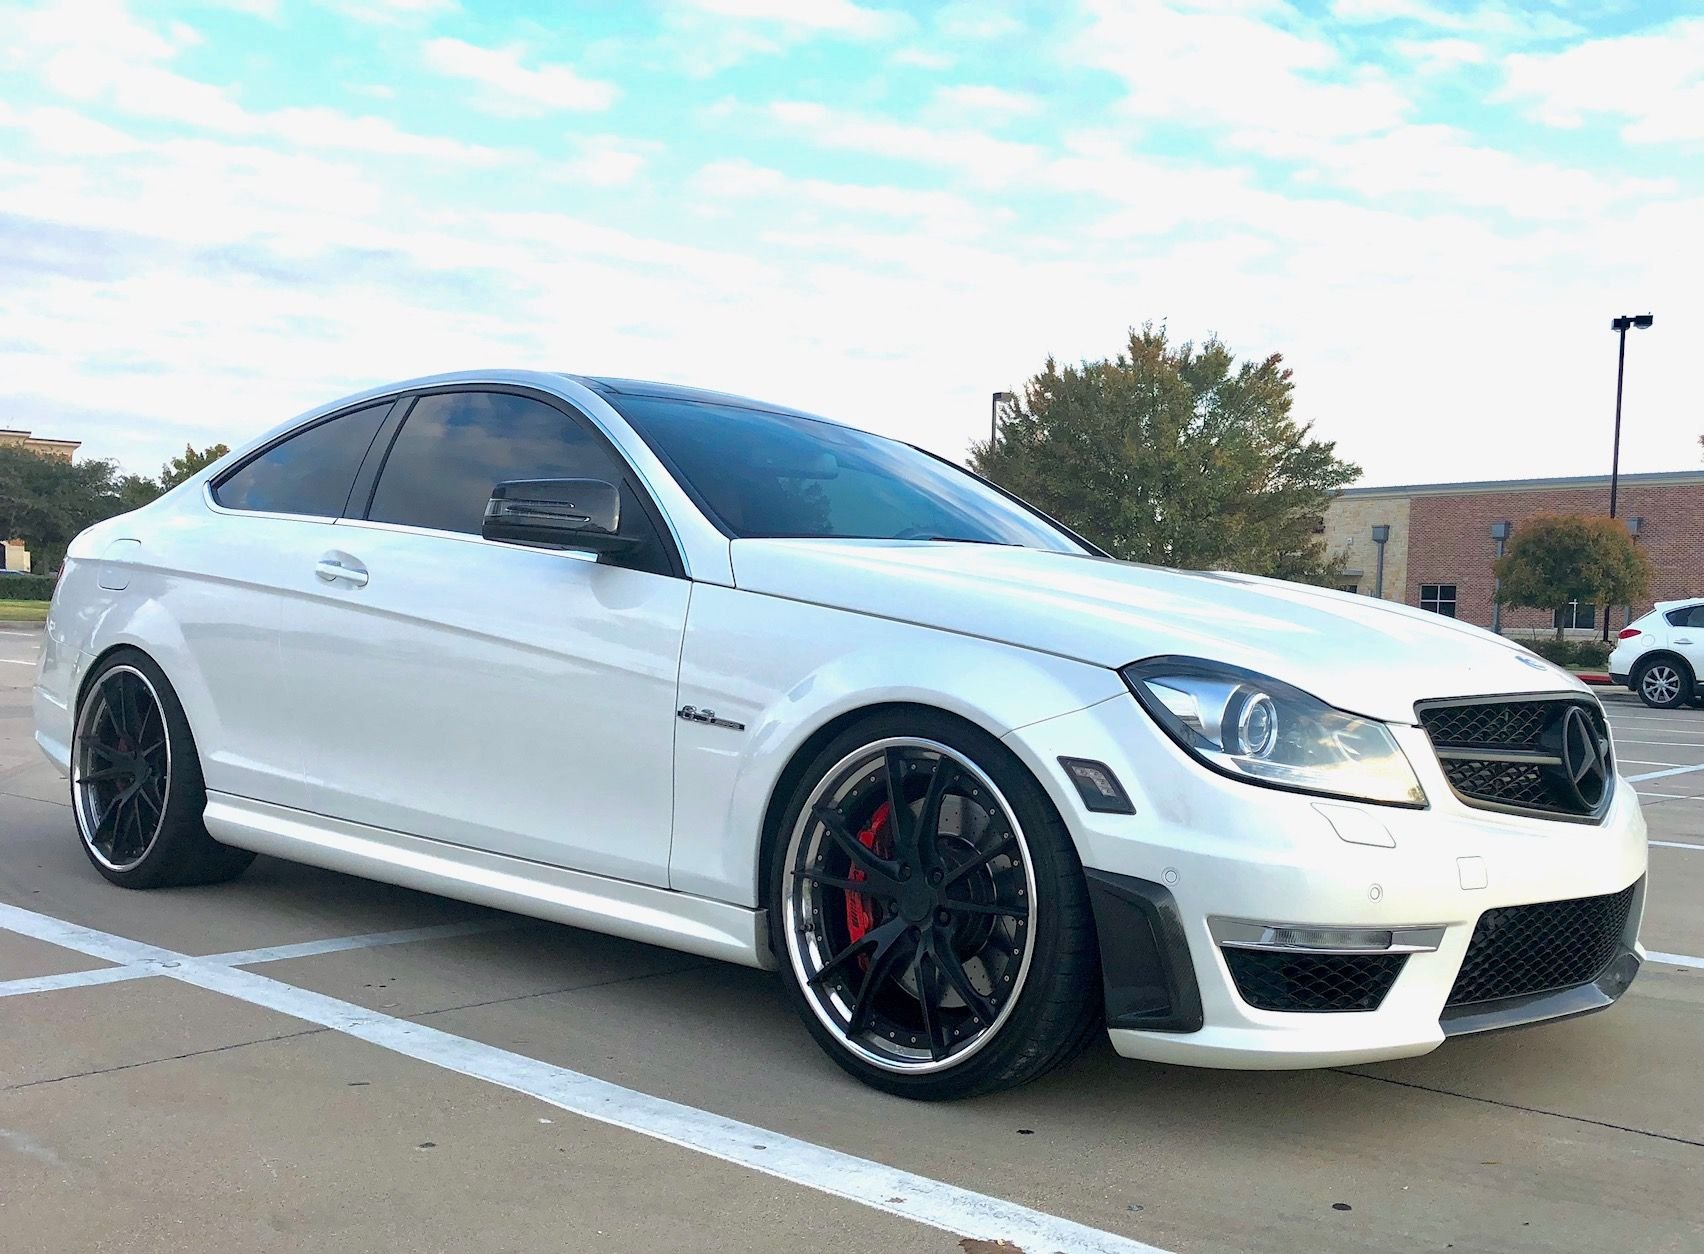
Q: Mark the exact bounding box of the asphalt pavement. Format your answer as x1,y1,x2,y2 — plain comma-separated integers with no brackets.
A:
2,625,1701,1254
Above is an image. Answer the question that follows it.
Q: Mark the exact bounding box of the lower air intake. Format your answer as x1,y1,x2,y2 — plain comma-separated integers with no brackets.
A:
1445,883,1637,1007
1224,949,1407,1013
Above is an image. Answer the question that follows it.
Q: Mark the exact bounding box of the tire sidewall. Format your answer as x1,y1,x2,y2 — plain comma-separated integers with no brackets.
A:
767,709,1097,1099
72,648,212,889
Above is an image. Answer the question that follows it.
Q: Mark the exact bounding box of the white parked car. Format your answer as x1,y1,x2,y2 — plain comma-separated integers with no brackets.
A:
34,372,1648,1098
1609,599,1704,709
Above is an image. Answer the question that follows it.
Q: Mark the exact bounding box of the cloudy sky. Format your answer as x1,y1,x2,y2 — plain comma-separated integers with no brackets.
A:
1,0,1699,488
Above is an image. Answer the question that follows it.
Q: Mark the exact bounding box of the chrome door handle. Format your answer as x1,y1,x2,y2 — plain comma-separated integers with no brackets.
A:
1677,638,1695,644
314,559,368,587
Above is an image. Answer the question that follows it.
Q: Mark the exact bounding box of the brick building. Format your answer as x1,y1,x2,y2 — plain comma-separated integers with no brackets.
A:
0,428,80,461
1322,469,1704,636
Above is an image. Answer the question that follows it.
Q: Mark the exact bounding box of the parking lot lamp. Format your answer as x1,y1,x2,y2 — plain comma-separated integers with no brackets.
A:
990,392,1017,448
1371,525,1390,598
1607,313,1653,521
1490,521,1512,634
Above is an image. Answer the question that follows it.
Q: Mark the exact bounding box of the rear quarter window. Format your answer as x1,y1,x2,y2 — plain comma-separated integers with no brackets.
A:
213,403,391,518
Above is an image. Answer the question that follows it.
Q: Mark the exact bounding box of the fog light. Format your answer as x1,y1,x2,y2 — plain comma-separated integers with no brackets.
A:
1268,927,1394,951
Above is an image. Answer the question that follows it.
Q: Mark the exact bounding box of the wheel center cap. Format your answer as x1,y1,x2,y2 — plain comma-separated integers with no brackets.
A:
898,879,935,923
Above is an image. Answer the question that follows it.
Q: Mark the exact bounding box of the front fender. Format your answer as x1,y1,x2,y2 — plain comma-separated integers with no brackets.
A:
669,583,1125,905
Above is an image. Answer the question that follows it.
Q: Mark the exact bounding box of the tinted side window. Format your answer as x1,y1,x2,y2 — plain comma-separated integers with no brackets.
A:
1668,605,1704,627
366,391,671,573
214,403,389,517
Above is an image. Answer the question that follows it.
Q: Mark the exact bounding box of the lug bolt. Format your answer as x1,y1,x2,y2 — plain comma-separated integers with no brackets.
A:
936,909,951,925
929,869,943,884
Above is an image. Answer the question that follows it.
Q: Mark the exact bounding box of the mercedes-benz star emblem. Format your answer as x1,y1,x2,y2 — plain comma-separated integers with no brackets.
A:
1560,707,1610,810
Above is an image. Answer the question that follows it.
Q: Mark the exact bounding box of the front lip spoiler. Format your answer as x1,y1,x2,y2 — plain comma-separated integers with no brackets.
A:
1438,946,1641,1037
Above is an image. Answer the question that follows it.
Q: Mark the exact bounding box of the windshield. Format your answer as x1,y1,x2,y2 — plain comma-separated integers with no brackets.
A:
609,394,1087,553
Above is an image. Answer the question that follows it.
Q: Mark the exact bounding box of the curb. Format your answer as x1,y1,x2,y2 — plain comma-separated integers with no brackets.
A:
0,620,46,632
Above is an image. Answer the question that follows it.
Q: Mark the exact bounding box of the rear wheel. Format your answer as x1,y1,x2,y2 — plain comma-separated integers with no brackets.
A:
72,649,254,889
1633,657,1692,710
770,710,1101,1100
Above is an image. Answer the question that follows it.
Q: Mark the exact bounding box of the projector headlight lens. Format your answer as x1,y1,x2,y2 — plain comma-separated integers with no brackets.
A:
1122,657,1425,807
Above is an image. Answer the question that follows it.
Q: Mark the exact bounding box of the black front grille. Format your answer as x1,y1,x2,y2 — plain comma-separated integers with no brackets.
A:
1445,883,1636,1007
1417,696,1613,820
1420,700,1552,750
1224,949,1407,1013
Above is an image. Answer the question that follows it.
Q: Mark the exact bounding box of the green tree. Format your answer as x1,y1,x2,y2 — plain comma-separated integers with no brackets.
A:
1493,514,1652,640
0,446,155,574
160,443,230,490
970,325,1359,581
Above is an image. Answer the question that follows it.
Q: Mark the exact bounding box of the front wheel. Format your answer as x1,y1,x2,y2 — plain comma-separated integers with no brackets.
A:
71,649,255,889
770,711,1101,1100
1634,658,1693,710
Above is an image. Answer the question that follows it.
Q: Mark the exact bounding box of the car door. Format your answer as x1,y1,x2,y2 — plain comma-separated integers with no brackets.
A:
185,398,398,803
1670,604,1704,678
277,388,690,886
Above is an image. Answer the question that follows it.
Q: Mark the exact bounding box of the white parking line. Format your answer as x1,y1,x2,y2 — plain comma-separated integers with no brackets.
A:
0,917,519,1000
0,659,36,666
1627,763,1704,783
1616,740,1704,748
1647,951,1704,971
0,901,1164,1254
1650,841,1704,852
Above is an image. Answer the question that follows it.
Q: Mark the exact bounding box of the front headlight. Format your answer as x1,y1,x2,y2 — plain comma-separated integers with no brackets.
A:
1122,657,1426,808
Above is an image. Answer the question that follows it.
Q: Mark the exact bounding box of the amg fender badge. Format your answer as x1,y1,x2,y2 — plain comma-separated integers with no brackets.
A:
677,705,746,732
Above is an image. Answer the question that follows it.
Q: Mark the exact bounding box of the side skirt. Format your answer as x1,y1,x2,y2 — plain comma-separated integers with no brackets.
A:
203,792,776,971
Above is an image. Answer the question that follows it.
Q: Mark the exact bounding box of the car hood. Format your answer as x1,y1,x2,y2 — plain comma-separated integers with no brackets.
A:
728,539,1587,725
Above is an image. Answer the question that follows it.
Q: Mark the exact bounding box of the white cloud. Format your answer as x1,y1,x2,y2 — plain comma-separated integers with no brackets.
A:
564,136,651,188
935,2,1023,41
1500,17,1704,143
316,0,459,22
1393,36,1488,72
1076,0,1411,145
766,100,1043,187
673,0,901,40
891,46,954,70
422,37,618,114
932,84,1040,119
693,158,994,234
1330,0,1578,39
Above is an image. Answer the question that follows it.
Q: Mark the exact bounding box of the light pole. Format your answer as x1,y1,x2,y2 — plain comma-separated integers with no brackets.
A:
990,391,1016,448
1607,313,1653,521
1371,524,1390,599
1490,520,1512,634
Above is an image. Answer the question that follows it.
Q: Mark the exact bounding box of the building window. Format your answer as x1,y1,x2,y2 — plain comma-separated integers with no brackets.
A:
1553,600,1597,630
1420,584,1457,617
1339,583,1360,595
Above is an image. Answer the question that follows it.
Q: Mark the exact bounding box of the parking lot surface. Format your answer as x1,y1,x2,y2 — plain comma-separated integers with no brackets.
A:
3,625,1702,1254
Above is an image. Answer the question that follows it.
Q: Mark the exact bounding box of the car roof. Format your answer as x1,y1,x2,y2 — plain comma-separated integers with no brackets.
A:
563,375,848,427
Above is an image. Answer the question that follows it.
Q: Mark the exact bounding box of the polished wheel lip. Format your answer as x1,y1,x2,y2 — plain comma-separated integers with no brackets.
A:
781,736,1039,1076
72,664,172,872
1641,665,1681,705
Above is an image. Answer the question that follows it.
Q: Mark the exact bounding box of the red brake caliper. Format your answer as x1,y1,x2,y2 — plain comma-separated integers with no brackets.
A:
844,801,892,948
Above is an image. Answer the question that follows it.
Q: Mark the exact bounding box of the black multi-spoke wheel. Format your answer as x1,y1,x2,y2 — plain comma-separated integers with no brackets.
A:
772,711,1101,1099
74,665,170,871
71,649,254,889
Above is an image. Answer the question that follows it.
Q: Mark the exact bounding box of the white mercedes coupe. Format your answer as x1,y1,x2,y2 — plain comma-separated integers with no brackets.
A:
34,372,1647,1099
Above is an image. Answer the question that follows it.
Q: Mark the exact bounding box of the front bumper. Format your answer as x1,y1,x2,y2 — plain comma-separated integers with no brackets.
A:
1005,692,1649,1070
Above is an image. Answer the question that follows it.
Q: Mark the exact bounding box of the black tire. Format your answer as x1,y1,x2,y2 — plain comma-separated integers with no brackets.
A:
1632,656,1693,710
71,648,255,889
768,709,1101,1100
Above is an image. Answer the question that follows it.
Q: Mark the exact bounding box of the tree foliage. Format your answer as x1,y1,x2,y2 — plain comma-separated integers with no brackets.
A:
1493,514,1652,639
970,326,1359,582
161,442,230,489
